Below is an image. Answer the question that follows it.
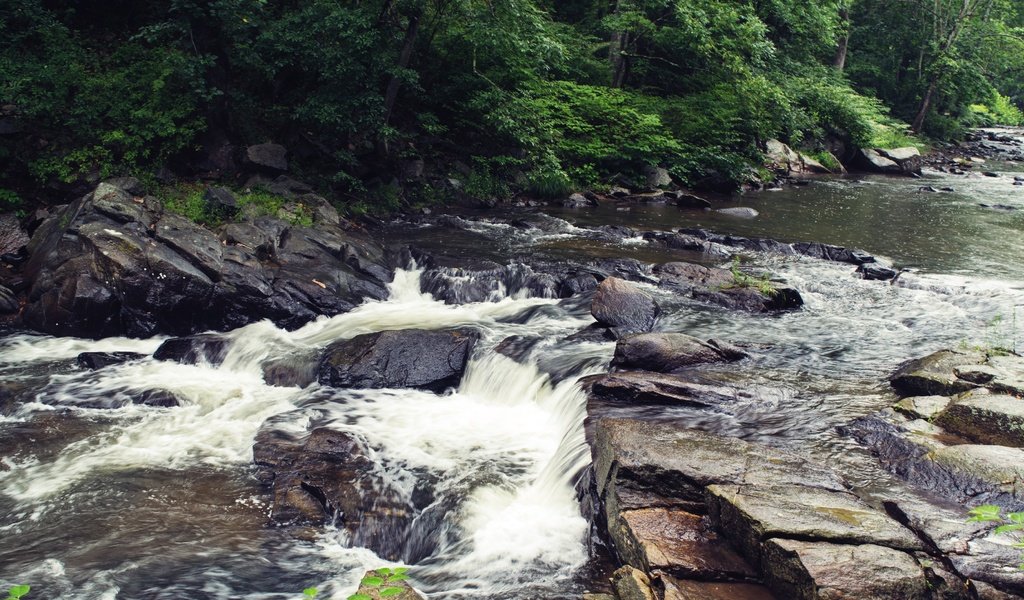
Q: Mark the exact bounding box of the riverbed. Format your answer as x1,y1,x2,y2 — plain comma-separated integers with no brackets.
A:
2,144,1024,599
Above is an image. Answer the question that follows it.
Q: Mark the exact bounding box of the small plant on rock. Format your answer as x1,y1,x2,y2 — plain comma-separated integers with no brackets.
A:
6,585,30,600
968,505,1024,568
348,567,411,600
722,256,777,297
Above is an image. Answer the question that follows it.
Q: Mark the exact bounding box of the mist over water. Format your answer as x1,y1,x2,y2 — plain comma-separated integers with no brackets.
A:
2,155,1024,598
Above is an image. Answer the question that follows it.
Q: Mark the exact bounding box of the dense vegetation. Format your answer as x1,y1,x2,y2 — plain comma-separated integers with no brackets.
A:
1,0,1022,212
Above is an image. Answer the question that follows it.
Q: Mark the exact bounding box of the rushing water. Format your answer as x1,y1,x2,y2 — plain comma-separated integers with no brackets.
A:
2,141,1024,598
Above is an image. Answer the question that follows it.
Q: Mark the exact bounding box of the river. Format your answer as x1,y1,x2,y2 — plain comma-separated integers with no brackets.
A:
1,136,1024,599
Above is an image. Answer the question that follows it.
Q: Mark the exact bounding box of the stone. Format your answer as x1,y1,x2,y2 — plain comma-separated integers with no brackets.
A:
858,148,901,174
611,507,757,580
591,419,845,512
717,207,759,219
262,353,319,388
253,426,411,560
672,192,712,209
890,349,985,397
76,351,146,370
565,193,597,208
765,139,802,173
91,181,150,224
954,364,1001,384
655,262,802,313
153,334,230,365
591,277,660,337
318,328,478,392
708,484,921,567
893,395,951,420
153,213,225,280
611,566,657,600
879,147,923,175
0,214,29,256
929,444,1024,497
245,143,288,172
350,569,425,600
204,186,238,217
986,355,1024,396
761,539,928,600
643,165,672,188
935,389,1024,447
611,333,746,372
585,371,743,408
858,264,898,281
661,577,777,600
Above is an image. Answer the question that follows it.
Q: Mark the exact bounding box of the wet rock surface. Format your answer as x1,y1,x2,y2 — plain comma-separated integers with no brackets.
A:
654,262,803,313
611,333,746,372
890,349,986,397
934,388,1024,447
76,351,147,370
318,328,478,392
17,180,391,338
591,277,660,337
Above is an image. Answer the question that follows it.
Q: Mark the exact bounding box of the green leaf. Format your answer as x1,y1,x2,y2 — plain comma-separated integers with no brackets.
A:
303,587,318,598
1008,512,1024,524
994,523,1024,535
968,505,1003,522
392,567,409,575
8,586,30,600
377,567,393,576
380,587,405,597
361,576,384,587
347,595,372,600
387,574,409,582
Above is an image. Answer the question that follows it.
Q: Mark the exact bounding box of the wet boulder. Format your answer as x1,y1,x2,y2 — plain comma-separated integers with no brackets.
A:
762,540,928,600
655,262,803,313
318,328,478,392
253,425,411,560
611,333,746,372
262,352,319,388
153,333,230,365
591,277,660,337
890,349,985,397
76,351,146,370
858,263,899,281
934,389,1024,447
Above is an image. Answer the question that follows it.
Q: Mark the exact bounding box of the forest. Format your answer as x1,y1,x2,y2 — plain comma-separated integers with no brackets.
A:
1,0,1023,213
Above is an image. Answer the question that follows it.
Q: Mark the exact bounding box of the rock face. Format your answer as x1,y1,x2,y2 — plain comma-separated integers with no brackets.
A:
245,143,288,172
0,214,28,255
20,180,391,338
611,333,746,372
591,277,660,336
856,147,923,176
934,388,1024,447
253,426,412,560
318,328,478,392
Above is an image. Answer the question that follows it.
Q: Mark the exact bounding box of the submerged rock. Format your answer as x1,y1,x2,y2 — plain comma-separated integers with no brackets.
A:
318,328,478,392
611,333,747,372
76,351,146,370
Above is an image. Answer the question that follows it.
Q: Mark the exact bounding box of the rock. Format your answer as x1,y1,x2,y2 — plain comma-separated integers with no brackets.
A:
611,566,657,600
134,389,181,407
76,351,146,369
153,334,230,365
952,539,1024,597
893,396,951,420
761,539,928,600
929,444,1024,497
153,213,225,280
790,242,875,265
661,577,777,600
611,333,746,372
765,139,802,174
611,507,757,581
672,192,712,209
955,364,1001,384
858,263,898,281
350,568,425,600
204,186,238,218
585,371,743,408
564,193,597,208
935,389,1024,447
253,426,411,559
857,148,901,174
591,419,845,516
655,262,803,314
245,143,288,172
0,214,29,255
591,277,660,337
878,147,924,175
716,207,759,219
318,328,478,392
986,355,1024,396
0,284,17,313
643,165,672,188
889,349,985,397
262,353,319,388
708,484,921,566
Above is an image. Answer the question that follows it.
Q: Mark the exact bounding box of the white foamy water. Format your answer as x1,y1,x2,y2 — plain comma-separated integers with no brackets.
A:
0,267,607,599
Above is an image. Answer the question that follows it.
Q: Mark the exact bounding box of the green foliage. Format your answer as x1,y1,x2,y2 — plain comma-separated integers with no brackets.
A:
6,585,30,600
348,567,411,600
0,188,21,212
160,184,218,226
302,587,318,599
968,505,1024,568
723,256,778,297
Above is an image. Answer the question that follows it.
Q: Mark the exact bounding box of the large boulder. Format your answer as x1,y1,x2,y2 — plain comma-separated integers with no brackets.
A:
591,277,660,337
879,147,923,176
318,328,478,392
0,214,28,255
19,180,391,338
655,262,803,313
890,349,985,397
245,143,288,172
584,371,745,408
612,333,746,372
934,389,1024,447
253,425,412,560
856,148,902,174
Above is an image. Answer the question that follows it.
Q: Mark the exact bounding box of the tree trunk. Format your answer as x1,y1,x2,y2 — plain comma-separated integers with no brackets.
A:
912,79,938,132
383,9,422,126
611,31,630,88
832,7,850,71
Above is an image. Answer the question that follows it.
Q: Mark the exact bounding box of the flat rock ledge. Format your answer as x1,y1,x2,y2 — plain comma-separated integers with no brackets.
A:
584,356,1024,599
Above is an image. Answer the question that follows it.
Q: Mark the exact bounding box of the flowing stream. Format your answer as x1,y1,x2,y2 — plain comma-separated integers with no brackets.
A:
2,136,1024,598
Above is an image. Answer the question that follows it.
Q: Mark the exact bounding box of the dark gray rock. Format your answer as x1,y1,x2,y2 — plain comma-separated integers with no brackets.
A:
0,284,17,313
858,263,898,281
611,333,746,372
0,214,29,256
761,540,928,600
76,351,146,370
591,277,660,336
890,349,985,397
253,425,411,560
584,371,743,408
245,143,288,172
318,328,478,392
153,334,230,365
